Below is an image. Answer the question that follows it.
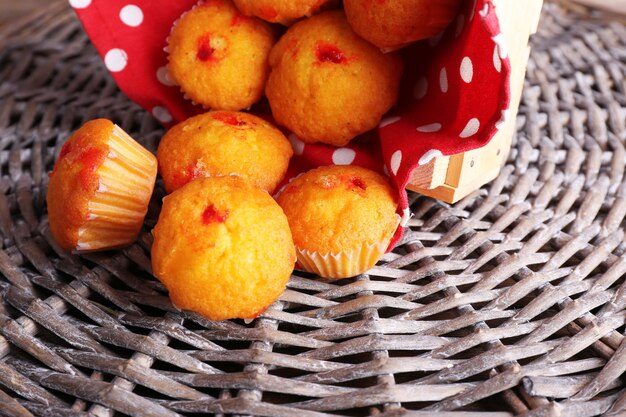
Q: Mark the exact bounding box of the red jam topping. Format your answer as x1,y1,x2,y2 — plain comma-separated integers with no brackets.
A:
315,42,347,64
350,176,367,191
59,141,73,159
197,34,215,62
212,112,246,126
50,135,107,190
78,147,107,190
202,204,229,225
231,13,248,26
259,5,278,20
170,162,204,191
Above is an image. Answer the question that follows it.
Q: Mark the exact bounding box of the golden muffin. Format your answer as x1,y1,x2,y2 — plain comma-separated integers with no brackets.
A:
344,0,463,50
167,0,276,110
157,111,293,194
277,165,399,279
151,176,296,320
233,0,335,25
265,11,404,147
47,119,157,252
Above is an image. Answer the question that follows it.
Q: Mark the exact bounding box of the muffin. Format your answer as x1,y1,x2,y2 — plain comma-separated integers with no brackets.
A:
344,0,463,50
47,119,157,252
265,11,404,147
151,176,296,320
157,111,293,194
233,0,335,25
277,165,399,279
167,0,276,110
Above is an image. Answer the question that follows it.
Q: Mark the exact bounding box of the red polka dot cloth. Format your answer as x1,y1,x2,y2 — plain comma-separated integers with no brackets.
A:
72,0,510,249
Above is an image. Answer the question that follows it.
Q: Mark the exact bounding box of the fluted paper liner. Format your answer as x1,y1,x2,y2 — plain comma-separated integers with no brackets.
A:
296,214,401,279
76,125,157,252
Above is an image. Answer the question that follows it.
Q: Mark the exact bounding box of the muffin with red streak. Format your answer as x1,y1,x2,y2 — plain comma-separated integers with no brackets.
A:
47,119,157,252
157,111,293,194
151,176,295,320
167,0,276,110
344,0,463,50
265,11,403,146
233,0,336,25
277,165,400,279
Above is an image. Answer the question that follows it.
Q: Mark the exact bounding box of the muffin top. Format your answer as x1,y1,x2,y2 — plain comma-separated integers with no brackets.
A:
277,165,399,254
265,10,403,146
157,111,293,194
344,0,463,50
151,176,295,320
233,0,335,25
167,0,276,110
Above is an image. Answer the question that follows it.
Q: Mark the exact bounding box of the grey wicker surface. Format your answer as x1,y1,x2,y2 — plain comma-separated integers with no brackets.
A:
0,2,625,416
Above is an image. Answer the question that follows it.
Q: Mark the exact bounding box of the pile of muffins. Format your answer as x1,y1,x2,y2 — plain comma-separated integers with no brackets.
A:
47,0,462,321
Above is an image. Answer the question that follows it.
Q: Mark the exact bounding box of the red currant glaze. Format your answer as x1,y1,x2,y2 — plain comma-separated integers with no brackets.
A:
315,42,347,64
259,5,278,20
212,112,247,126
202,204,230,225
196,34,215,62
350,176,367,191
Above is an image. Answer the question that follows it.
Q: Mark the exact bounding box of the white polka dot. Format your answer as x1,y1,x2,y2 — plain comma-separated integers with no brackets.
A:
380,116,401,128
288,133,305,156
460,57,473,83
496,109,510,130
104,49,128,72
455,14,465,37
416,123,442,133
479,4,489,17
429,30,445,47
390,150,402,176
419,149,443,166
439,68,448,93
69,0,91,8
157,66,176,86
493,45,501,72
492,34,508,59
460,118,480,138
152,106,173,123
120,5,144,27
414,77,428,100
332,148,356,165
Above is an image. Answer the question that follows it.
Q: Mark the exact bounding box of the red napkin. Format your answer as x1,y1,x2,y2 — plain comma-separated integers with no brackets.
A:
72,0,510,249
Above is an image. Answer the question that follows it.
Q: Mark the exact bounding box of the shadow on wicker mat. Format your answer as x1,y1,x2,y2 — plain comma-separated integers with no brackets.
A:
0,2,625,417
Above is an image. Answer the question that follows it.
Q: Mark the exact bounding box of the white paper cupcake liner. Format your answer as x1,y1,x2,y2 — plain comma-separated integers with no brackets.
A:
75,125,157,252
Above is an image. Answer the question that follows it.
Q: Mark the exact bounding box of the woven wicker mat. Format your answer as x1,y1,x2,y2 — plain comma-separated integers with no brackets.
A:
0,2,625,417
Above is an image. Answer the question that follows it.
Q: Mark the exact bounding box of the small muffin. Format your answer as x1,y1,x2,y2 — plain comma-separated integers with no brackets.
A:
344,0,463,50
157,111,293,194
233,0,335,25
266,11,404,147
167,0,276,111
151,176,295,320
277,165,399,279
47,119,157,252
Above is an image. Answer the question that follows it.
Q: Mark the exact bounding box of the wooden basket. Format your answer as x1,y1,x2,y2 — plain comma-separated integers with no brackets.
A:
407,0,545,203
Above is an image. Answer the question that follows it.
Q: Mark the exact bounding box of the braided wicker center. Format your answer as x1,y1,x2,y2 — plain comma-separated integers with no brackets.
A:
0,3,625,416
